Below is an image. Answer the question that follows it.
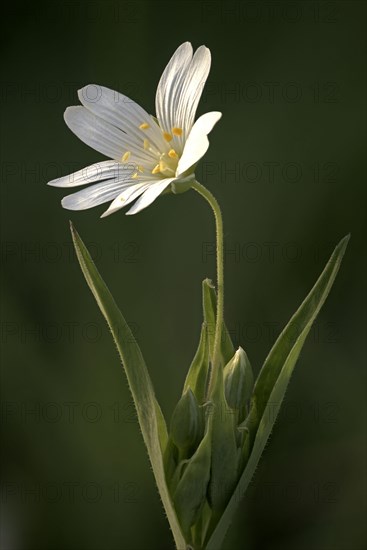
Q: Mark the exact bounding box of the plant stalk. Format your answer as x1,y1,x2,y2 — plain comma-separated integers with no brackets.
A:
191,180,224,396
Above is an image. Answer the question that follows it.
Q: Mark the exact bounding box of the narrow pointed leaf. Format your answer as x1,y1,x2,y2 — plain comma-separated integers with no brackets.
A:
253,234,350,419
173,415,213,540
183,323,210,404
205,235,349,549
208,368,239,518
70,222,186,550
202,279,235,365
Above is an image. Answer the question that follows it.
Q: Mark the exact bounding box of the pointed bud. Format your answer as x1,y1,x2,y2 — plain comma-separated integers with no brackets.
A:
170,388,203,452
224,347,254,411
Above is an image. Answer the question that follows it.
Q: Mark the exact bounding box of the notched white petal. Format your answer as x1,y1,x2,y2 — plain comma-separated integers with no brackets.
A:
47,160,128,188
126,178,175,215
64,106,131,160
155,43,212,139
100,182,151,218
61,178,131,211
77,84,167,155
155,43,193,134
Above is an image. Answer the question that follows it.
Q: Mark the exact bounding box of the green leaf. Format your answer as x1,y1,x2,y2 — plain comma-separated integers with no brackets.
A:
173,413,213,540
183,279,236,405
207,368,239,519
253,235,350,420
192,499,212,549
205,235,350,549
183,323,210,405
237,396,258,451
70,222,186,550
202,279,235,366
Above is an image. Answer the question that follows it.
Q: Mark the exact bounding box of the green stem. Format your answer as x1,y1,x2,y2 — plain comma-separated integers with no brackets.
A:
191,180,224,396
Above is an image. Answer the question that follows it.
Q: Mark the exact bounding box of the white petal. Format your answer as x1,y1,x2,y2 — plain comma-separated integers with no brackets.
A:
176,112,222,177
180,46,212,131
64,106,145,161
77,85,166,156
155,43,192,135
47,160,131,188
61,178,132,211
100,182,152,218
126,178,175,215
155,43,211,146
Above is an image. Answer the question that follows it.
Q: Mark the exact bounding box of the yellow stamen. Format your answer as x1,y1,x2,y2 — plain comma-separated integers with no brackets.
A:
138,165,144,173
163,132,173,142
172,127,183,136
159,160,169,172
143,139,150,150
152,164,161,175
168,149,178,159
132,172,139,179
139,123,150,130
122,151,131,162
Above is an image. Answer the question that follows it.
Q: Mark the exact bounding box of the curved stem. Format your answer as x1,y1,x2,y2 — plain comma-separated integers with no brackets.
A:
191,180,224,396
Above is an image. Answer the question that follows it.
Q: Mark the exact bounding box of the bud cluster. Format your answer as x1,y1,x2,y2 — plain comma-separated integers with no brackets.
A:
165,331,255,546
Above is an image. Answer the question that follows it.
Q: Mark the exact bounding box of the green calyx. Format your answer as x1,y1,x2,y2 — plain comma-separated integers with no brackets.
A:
171,173,196,194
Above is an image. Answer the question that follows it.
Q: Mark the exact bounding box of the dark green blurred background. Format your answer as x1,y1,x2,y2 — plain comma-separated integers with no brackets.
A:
1,1,366,549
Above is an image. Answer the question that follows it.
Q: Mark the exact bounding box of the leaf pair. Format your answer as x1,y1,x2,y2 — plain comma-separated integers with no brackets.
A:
70,221,349,550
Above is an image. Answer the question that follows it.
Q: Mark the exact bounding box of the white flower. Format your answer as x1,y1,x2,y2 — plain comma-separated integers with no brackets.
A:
48,42,222,217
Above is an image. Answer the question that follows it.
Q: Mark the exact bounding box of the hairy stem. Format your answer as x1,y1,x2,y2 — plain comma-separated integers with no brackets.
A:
191,180,224,396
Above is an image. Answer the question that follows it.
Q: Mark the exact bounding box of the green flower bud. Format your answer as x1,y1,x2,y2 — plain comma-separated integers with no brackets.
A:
170,388,203,453
224,347,254,411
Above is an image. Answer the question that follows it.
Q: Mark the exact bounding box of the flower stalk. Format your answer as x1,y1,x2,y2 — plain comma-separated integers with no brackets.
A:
191,179,224,397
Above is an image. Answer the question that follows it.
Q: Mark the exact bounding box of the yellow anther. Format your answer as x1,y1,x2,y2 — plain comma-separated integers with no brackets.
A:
172,127,183,136
159,160,168,172
143,139,150,150
163,132,173,142
132,172,139,179
139,123,150,130
168,149,178,159
152,164,161,175
122,151,131,162
138,165,145,173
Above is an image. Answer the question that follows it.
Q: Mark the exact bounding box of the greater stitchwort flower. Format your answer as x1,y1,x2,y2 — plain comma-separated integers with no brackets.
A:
48,42,349,550
48,42,221,217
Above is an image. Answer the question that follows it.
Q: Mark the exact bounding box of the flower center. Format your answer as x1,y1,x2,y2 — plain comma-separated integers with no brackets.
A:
121,124,183,180
152,150,179,177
